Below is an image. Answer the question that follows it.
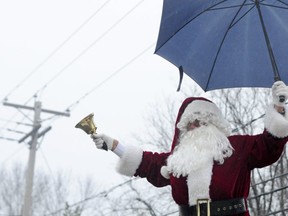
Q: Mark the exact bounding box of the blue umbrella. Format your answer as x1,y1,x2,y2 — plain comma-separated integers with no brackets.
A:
155,0,288,94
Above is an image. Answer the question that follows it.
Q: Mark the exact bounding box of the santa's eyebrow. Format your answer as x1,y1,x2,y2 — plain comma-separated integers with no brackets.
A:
192,111,201,115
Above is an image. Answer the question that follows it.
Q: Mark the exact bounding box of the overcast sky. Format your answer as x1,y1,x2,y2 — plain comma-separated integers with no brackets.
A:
0,0,204,189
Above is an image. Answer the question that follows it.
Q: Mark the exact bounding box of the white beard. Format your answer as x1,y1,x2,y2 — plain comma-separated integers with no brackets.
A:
166,124,233,205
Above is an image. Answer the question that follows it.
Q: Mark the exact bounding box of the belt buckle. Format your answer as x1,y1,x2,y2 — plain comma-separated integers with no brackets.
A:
196,199,210,216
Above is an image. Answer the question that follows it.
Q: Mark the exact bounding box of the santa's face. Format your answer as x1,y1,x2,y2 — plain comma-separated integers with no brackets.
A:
167,122,233,178
186,119,207,130
187,119,200,130
176,100,232,137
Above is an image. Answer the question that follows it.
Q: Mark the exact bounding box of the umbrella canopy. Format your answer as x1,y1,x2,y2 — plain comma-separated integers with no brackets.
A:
155,0,288,91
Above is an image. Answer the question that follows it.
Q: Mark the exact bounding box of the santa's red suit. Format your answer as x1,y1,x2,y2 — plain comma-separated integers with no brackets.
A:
114,97,288,216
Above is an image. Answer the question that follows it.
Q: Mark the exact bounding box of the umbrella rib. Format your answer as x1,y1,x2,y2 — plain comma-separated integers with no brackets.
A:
261,2,288,9
209,2,270,29
205,0,249,91
274,0,288,8
230,5,255,28
155,0,227,53
255,0,281,80
208,2,256,28
209,2,254,11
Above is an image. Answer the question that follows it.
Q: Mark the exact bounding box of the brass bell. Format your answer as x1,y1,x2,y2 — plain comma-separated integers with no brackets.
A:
75,113,108,150
75,113,97,135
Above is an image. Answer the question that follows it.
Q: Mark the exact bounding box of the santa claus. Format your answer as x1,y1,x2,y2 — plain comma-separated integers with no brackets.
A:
92,81,288,216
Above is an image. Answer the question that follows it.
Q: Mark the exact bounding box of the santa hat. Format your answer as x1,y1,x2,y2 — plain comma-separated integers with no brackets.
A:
170,97,231,151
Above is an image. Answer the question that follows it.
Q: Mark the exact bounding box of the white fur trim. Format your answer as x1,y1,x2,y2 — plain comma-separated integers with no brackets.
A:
184,100,221,116
160,166,170,179
264,104,288,138
178,100,231,136
187,160,213,205
116,144,143,176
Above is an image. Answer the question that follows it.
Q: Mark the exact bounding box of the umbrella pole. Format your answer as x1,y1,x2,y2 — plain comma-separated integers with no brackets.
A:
255,1,285,102
255,0,281,81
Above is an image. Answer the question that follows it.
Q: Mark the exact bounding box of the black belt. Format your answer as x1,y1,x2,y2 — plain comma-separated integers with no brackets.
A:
179,198,246,216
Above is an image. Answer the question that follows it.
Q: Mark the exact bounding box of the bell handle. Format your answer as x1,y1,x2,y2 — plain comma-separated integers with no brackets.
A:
102,141,108,151
274,77,286,103
93,133,108,151
279,95,285,103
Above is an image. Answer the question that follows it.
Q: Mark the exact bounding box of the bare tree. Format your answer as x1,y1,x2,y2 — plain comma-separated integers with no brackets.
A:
248,149,288,216
92,177,177,216
0,163,98,216
0,163,25,215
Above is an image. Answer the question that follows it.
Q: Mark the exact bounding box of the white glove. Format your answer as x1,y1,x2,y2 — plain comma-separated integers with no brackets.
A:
272,81,288,106
91,133,115,151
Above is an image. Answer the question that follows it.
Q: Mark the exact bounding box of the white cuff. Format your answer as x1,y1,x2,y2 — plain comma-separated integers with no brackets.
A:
264,104,288,138
116,144,143,177
112,142,125,158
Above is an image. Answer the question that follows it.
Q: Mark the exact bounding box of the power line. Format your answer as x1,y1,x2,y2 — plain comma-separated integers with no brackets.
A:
33,0,145,99
0,118,33,127
0,99,35,145
37,42,155,128
231,101,288,133
9,0,148,120
251,172,288,187
2,0,145,119
66,42,155,112
232,113,265,133
249,185,288,200
1,0,111,102
44,179,133,216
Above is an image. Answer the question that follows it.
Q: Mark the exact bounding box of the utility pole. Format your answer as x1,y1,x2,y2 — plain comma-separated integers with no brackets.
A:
3,100,70,216
22,101,41,216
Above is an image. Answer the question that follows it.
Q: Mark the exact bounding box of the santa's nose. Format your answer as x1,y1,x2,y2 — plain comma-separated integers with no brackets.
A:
187,119,201,130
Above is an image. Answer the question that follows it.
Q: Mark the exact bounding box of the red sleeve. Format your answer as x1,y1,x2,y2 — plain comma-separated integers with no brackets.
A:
231,130,288,170
134,151,171,187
